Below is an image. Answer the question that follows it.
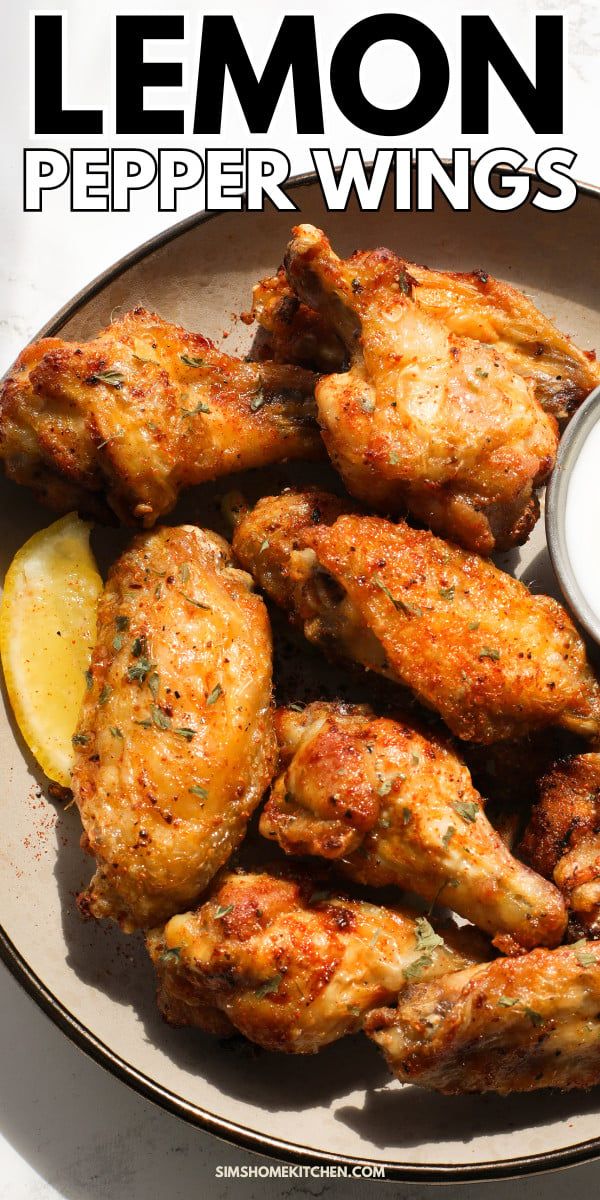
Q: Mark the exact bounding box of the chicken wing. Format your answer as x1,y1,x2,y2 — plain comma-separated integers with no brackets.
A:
366,941,600,1094
283,224,559,555
252,260,599,420
248,267,347,373
0,308,320,527
146,868,483,1053
520,753,600,937
73,524,277,930
259,703,566,948
231,489,600,744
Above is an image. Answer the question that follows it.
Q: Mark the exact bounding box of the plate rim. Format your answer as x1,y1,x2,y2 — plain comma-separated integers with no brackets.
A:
3,167,600,1182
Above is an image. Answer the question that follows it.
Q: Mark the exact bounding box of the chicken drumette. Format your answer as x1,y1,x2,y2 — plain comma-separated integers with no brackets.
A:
520,753,600,937
366,941,600,1094
260,703,566,949
146,868,483,1053
73,524,277,930
0,308,320,527
283,224,559,555
231,489,600,744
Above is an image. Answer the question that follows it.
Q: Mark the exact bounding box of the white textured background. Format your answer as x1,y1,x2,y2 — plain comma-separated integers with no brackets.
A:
1,0,599,1195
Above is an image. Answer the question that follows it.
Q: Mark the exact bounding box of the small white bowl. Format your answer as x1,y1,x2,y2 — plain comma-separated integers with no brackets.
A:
546,384,600,644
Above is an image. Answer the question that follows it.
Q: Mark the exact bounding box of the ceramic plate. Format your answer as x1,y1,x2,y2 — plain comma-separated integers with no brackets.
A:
1,174,600,1182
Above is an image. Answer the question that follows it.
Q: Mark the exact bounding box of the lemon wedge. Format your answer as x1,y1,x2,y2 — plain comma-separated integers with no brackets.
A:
0,513,102,787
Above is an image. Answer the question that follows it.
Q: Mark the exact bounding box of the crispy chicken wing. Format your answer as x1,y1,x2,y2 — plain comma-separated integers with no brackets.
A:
259,703,566,948
252,261,599,420
366,941,600,1094
405,263,600,422
146,868,482,1053
520,753,600,936
73,524,277,930
248,268,347,373
0,308,320,527
283,224,559,555
232,489,600,744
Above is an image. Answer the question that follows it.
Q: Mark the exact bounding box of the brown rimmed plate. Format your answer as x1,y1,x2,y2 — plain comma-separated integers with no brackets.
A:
1,171,600,1182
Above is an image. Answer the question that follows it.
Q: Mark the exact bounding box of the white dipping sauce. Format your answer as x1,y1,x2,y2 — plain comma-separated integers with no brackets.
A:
565,416,600,617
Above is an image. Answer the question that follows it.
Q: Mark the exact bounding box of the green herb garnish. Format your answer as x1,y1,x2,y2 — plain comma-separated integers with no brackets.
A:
414,917,444,955
255,973,283,998
182,400,211,416
452,800,479,823
90,369,125,388
189,785,208,800
403,954,433,981
127,656,155,684
151,705,171,730
372,575,421,617
179,593,212,610
574,940,596,968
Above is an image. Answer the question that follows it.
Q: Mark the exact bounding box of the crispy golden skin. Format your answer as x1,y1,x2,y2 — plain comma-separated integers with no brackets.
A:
283,224,559,555
520,753,600,936
72,525,277,930
232,489,600,744
146,868,482,1054
0,308,320,527
366,942,600,1095
248,268,348,373
260,703,566,949
406,263,600,423
252,261,599,420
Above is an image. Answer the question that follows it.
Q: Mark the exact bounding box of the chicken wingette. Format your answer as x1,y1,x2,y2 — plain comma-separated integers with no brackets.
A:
259,703,566,949
366,941,600,1095
283,224,559,555
0,307,320,527
520,753,600,937
251,261,599,420
146,868,484,1053
73,524,277,930
231,488,600,744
